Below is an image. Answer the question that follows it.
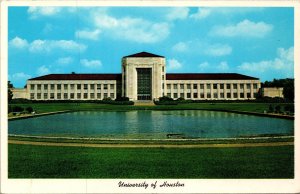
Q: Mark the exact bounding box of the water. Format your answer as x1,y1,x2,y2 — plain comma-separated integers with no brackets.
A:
8,110,294,139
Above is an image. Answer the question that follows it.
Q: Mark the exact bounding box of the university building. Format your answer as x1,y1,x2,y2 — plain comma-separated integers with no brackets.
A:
17,52,261,101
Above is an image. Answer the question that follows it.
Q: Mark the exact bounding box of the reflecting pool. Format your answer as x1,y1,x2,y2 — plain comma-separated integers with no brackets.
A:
8,110,294,139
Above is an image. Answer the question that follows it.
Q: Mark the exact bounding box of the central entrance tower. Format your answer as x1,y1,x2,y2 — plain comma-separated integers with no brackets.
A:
122,52,166,101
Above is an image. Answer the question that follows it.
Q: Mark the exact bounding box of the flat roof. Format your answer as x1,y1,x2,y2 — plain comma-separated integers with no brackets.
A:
29,73,258,81
166,73,259,80
29,74,122,81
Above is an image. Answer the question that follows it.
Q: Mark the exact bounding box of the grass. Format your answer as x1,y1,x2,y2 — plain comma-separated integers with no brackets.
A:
9,102,293,114
9,144,294,178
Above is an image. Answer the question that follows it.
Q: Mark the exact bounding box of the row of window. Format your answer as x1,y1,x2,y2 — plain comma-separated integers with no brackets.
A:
30,84,115,91
166,83,258,90
166,92,257,99
30,92,115,100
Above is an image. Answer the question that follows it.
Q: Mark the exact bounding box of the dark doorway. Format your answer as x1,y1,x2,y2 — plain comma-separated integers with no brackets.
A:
137,68,152,100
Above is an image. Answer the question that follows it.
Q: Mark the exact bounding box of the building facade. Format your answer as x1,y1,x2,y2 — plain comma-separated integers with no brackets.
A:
20,52,261,101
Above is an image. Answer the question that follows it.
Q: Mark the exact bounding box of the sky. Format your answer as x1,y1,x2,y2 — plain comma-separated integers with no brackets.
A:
8,6,294,88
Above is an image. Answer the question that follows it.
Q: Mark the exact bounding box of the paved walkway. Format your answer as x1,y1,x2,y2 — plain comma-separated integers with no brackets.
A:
8,140,293,148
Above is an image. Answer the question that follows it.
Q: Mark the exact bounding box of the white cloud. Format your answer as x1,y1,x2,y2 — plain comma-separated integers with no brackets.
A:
27,7,62,19
172,41,232,57
199,61,230,72
29,39,87,53
172,42,188,52
37,65,50,75
92,12,170,43
210,19,273,38
80,59,102,68
56,57,73,65
190,8,211,20
166,7,189,20
238,47,294,77
75,29,101,41
204,44,232,56
11,72,31,81
167,59,182,71
9,37,28,49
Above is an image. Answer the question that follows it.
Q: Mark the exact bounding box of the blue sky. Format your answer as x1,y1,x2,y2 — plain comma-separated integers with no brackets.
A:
8,6,294,87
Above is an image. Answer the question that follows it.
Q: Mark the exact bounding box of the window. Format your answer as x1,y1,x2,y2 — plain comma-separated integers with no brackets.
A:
233,84,237,89
207,84,211,89
37,93,41,99
104,84,108,90
187,93,191,98
77,84,81,90
200,93,204,98
37,84,41,90
84,84,88,90
30,84,35,90
220,93,224,98
44,93,48,99
167,84,171,89
213,84,218,89
90,93,95,99
90,84,95,90
70,93,74,99
187,84,191,89
110,84,114,90
253,84,257,89
64,93,68,99
227,93,231,98
162,75,164,80
97,84,101,90
57,84,61,90
240,84,244,89
207,93,211,98
57,93,61,99
167,93,171,97
247,93,251,98
77,93,81,99
51,84,55,90
220,84,224,89
64,84,68,90
110,93,114,98
193,93,198,98
233,93,238,98
84,93,88,99
70,84,75,90
97,93,101,99
44,84,48,90
162,84,164,89
180,93,184,98
50,93,54,99
193,84,197,89
173,93,178,98
240,93,244,98
30,93,34,99
173,84,178,89
213,93,218,98
162,66,164,72
200,84,204,89
226,84,231,89
247,84,251,89
180,84,184,89
104,93,108,98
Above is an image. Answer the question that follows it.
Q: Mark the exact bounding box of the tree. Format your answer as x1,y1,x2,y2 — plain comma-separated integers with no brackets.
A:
283,79,294,101
8,81,13,103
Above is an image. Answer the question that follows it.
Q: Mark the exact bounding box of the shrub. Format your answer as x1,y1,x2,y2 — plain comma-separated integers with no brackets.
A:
12,106,24,112
154,101,178,105
275,105,281,113
159,96,174,102
26,107,34,113
284,104,294,113
268,104,274,113
115,96,130,101
176,97,185,101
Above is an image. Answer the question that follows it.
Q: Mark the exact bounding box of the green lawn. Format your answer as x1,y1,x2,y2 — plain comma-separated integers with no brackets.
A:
9,144,294,178
9,102,293,114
